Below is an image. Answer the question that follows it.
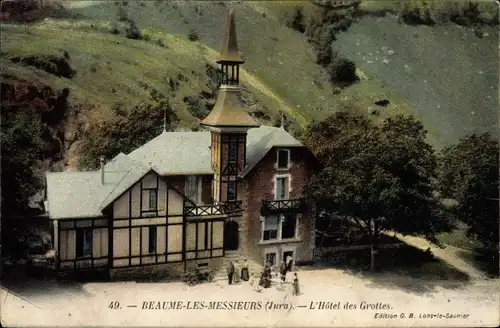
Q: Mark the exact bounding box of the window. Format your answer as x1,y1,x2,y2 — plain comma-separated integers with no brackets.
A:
149,189,158,210
186,176,200,204
227,181,237,201
281,214,297,239
277,149,290,169
263,216,279,241
76,227,93,258
265,252,276,267
276,177,287,200
148,226,157,254
228,142,237,163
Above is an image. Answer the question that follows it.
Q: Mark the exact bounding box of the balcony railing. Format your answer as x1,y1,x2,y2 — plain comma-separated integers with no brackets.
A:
184,200,243,217
260,198,307,216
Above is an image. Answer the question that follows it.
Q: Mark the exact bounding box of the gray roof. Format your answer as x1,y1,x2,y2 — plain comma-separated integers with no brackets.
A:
45,126,304,219
127,131,213,175
241,126,303,177
46,154,148,219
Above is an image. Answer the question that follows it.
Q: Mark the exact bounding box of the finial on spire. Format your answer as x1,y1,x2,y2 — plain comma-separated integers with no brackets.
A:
280,109,285,129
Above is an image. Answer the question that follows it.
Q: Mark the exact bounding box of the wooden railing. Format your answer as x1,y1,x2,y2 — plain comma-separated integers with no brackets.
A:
260,198,306,216
184,200,243,217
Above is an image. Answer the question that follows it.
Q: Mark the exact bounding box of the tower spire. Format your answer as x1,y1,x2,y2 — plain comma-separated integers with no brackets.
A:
217,8,245,64
200,7,259,129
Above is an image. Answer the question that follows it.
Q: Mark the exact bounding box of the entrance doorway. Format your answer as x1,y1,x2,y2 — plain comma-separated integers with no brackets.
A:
224,220,239,250
283,250,294,271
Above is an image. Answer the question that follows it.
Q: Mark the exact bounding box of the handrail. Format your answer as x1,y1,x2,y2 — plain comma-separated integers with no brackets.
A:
184,200,243,217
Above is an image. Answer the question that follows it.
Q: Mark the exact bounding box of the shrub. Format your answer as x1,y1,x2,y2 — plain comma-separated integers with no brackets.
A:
188,29,199,41
316,43,334,67
286,6,306,33
125,20,142,40
109,22,121,35
156,38,166,47
327,57,358,86
184,96,208,119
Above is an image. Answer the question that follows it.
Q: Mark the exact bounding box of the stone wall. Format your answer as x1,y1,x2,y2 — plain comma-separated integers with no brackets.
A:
243,147,316,266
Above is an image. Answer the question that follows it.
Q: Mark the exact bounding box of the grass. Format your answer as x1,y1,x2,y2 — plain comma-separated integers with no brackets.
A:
1,0,497,149
437,219,499,278
437,220,479,250
359,0,498,21
1,1,418,133
0,19,308,130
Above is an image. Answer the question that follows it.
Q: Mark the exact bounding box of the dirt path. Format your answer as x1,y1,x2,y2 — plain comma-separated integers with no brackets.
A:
394,234,488,280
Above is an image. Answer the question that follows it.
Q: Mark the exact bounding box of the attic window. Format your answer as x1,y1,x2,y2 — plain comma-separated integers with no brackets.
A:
277,149,290,169
149,190,158,210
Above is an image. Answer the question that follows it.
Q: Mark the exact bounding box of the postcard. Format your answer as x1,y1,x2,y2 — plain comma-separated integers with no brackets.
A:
1,0,498,327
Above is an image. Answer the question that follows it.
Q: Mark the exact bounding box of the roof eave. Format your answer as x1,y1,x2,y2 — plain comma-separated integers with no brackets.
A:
48,214,107,220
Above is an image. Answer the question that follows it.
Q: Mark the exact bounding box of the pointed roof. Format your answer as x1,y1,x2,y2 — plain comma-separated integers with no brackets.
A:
200,85,259,128
217,8,245,64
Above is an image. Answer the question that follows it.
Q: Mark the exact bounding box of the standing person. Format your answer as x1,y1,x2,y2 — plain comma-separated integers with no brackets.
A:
233,260,240,284
286,254,293,273
292,272,300,296
263,262,272,288
226,260,234,285
240,258,249,281
279,260,287,282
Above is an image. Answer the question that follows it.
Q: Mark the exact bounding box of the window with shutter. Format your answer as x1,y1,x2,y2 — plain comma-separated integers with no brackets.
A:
275,177,288,200
76,227,93,258
263,216,279,241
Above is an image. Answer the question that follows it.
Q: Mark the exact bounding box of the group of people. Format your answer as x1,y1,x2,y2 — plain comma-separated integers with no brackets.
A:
225,256,299,295
226,258,250,285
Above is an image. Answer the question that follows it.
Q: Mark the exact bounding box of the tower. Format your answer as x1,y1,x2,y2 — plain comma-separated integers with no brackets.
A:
200,8,259,207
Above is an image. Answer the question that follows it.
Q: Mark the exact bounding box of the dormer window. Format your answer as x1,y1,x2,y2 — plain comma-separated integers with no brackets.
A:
277,149,290,169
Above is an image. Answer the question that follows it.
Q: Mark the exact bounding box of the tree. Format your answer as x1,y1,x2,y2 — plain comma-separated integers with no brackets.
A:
303,112,451,270
78,101,178,170
0,109,44,215
438,133,499,250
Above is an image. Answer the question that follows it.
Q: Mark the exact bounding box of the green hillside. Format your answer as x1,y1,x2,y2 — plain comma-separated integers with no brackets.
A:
1,0,498,170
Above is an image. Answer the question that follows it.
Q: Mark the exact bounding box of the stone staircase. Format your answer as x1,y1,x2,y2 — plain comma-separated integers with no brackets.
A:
213,251,263,282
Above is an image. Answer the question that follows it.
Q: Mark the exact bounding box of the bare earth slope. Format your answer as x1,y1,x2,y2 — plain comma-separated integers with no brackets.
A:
334,14,498,148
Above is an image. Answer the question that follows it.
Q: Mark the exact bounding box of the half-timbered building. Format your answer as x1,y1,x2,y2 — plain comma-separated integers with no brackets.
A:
44,8,318,279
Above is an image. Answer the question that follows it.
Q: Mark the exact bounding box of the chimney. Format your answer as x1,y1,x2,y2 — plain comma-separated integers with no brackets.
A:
100,156,105,185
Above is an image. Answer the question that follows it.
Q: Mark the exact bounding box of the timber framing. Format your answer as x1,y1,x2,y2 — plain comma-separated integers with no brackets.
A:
260,198,307,216
216,133,246,203
185,217,226,260
56,172,228,273
57,217,109,271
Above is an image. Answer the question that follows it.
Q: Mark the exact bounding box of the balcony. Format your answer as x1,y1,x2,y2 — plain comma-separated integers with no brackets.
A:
184,200,243,217
260,198,307,216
